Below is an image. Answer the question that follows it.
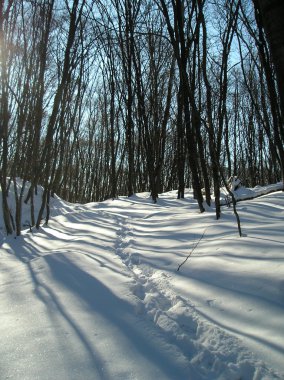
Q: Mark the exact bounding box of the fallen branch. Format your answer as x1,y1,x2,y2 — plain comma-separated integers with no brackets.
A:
177,228,207,271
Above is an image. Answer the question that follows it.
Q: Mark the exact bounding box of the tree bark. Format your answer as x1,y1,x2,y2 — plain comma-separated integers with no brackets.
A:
254,0,284,118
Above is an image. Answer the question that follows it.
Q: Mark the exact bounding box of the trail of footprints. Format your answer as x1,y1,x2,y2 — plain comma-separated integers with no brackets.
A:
115,215,278,379
115,216,204,361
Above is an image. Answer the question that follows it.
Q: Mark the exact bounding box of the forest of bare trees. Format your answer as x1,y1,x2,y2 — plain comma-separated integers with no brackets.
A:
0,0,283,235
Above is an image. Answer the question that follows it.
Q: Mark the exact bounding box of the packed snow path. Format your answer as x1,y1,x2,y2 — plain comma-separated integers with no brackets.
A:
1,188,284,379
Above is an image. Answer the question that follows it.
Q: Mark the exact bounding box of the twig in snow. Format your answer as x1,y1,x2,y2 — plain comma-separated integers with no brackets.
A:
177,228,207,271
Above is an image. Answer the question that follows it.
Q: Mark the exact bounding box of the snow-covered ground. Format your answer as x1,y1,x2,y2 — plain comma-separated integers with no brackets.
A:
0,183,284,379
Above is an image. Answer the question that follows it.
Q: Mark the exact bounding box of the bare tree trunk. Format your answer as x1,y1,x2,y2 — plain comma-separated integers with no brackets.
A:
254,0,284,118
0,1,13,234
253,0,284,183
158,0,205,212
176,86,185,199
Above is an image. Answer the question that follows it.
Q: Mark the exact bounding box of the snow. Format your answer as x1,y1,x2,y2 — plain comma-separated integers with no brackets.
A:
1,182,284,379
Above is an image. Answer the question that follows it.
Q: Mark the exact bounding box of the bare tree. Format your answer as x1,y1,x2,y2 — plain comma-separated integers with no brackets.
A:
252,0,284,184
0,0,15,234
157,0,205,212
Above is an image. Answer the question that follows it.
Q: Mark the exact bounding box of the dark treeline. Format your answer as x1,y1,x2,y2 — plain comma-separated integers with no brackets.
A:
0,0,283,235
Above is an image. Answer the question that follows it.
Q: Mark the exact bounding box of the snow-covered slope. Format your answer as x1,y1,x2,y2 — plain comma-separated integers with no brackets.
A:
0,185,284,379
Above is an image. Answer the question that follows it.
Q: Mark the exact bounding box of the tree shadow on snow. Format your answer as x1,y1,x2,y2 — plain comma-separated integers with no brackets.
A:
25,251,191,379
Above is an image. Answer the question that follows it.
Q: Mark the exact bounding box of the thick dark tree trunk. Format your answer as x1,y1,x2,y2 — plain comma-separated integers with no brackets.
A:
254,0,284,184
255,0,284,117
